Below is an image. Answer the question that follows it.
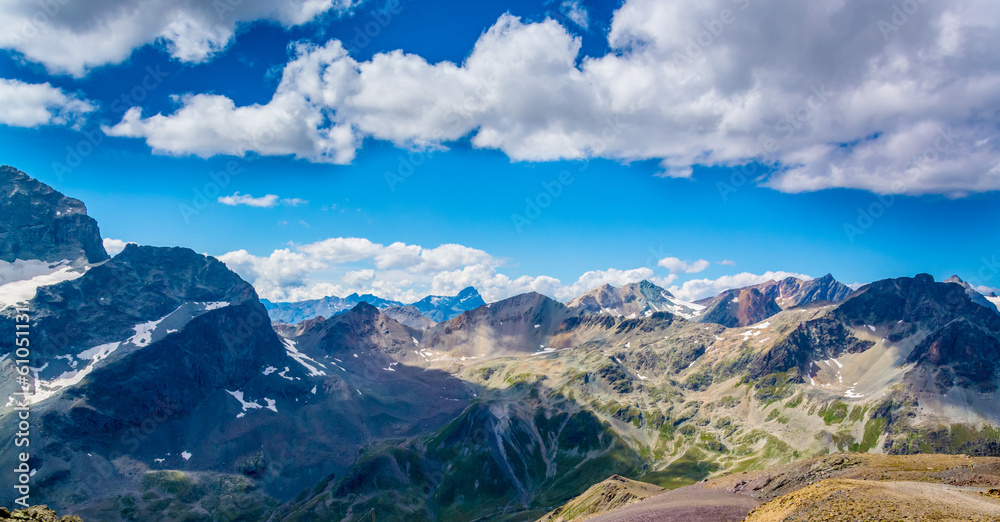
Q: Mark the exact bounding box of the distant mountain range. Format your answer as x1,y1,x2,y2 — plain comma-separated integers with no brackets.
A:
2,165,1000,521
261,286,485,326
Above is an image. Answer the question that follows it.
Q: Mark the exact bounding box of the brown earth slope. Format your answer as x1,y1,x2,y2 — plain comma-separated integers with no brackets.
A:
538,475,664,522
565,453,1000,522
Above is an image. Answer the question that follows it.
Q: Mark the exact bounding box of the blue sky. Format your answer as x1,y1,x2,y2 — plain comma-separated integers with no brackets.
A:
1,0,999,302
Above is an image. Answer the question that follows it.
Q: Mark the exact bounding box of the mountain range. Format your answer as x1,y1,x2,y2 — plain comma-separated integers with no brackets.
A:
261,286,485,327
2,165,999,521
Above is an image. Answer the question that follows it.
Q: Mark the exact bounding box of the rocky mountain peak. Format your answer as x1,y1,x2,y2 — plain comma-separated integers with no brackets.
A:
566,279,698,318
412,286,485,322
0,165,108,264
348,300,381,317
455,286,481,298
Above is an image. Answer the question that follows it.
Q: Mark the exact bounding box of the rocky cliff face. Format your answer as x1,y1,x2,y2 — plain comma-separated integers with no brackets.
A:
0,166,108,264
1,244,260,359
699,287,782,328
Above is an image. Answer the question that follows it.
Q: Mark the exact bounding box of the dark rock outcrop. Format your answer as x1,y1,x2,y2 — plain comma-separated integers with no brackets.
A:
0,165,108,264
749,317,874,380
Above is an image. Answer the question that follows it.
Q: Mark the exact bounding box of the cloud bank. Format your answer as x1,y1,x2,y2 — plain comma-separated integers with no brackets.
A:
217,236,795,304
103,0,1000,195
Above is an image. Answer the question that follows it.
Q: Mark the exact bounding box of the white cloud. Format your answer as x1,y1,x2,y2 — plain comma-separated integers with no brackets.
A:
0,0,361,76
561,0,589,30
428,265,674,303
342,269,375,286
429,264,563,303
217,236,685,303
974,284,998,296
657,257,710,274
108,0,1000,195
102,238,135,257
217,192,308,207
0,79,94,128
668,271,813,302
104,94,358,164
218,192,280,208
719,260,736,266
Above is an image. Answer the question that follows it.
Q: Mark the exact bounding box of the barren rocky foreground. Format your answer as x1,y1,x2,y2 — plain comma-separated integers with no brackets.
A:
546,453,1000,522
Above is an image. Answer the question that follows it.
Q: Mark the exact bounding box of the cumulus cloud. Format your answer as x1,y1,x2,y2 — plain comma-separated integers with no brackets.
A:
0,79,94,128
216,236,686,303
0,0,360,76
342,268,375,286
218,192,280,208
668,271,813,302
106,0,1000,195
657,257,710,274
219,238,500,301
217,192,308,207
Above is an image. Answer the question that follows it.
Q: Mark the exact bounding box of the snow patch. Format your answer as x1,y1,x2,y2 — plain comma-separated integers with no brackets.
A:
0,259,86,309
283,338,327,377
181,451,191,461
129,317,166,347
29,342,120,404
226,389,263,411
